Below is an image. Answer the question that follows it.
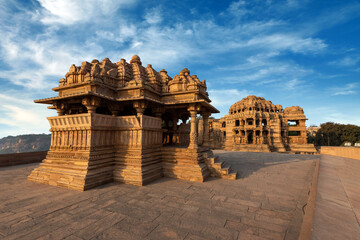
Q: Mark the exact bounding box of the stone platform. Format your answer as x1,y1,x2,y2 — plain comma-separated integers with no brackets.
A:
311,154,360,239
0,151,318,240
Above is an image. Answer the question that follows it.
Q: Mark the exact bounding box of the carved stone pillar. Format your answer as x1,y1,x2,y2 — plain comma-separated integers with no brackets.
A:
245,131,248,144
260,131,263,144
82,97,100,114
172,114,179,144
54,102,67,116
202,112,210,147
188,105,199,149
133,101,146,117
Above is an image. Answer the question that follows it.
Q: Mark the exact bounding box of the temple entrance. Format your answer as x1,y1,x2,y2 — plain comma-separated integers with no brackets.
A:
247,131,253,144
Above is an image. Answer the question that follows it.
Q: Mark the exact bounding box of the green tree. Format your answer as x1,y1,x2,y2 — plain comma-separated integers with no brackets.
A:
312,122,360,146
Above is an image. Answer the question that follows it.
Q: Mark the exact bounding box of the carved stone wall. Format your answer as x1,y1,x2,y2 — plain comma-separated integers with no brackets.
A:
28,113,163,190
202,96,318,154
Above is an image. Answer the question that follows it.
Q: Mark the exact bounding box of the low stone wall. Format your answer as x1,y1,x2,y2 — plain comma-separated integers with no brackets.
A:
0,151,47,167
321,146,360,160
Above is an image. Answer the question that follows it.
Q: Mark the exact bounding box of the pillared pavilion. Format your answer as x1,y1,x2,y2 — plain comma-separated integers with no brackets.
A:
28,55,236,191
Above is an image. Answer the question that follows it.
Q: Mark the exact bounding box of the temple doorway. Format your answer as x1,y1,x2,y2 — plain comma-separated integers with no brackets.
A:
247,131,253,144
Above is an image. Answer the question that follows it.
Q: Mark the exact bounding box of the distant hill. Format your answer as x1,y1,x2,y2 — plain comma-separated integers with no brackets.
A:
0,134,51,154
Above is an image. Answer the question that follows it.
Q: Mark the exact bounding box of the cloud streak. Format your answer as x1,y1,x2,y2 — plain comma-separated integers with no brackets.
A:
330,83,358,96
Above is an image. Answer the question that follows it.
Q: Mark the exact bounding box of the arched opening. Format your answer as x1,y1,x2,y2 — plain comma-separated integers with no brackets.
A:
235,120,240,126
222,122,226,128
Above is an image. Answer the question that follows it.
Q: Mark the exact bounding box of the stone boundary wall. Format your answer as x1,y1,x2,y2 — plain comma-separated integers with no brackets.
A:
321,146,360,160
0,151,47,167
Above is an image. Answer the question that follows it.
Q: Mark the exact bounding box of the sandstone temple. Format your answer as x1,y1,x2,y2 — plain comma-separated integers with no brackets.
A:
28,55,236,191
202,96,317,154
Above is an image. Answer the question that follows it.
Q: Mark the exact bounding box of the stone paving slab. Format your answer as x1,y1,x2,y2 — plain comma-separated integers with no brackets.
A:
0,151,318,240
311,154,360,240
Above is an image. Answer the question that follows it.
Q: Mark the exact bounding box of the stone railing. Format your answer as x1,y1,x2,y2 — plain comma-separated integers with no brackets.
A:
117,116,140,128
321,146,360,160
142,115,161,129
48,113,91,130
0,151,47,167
47,114,163,150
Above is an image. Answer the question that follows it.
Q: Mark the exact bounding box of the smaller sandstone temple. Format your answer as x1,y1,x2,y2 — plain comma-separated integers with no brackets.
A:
28,55,236,191
204,96,317,154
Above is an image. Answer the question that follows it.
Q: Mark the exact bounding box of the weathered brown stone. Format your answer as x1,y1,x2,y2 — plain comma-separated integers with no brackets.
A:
205,95,318,154
28,55,236,191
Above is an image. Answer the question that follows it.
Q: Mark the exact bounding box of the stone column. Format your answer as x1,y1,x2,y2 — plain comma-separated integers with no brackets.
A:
82,97,100,114
56,109,65,116
133,101,147,128
135,107,145,117
260,131,263,144
109,105,123,117
54,102,67,116
172,115,179,144
202,112,210,147
188,106,198,149
245,131,248,144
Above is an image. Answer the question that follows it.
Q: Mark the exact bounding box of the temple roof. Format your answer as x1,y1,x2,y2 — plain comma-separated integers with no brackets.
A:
35,55,219,113
229,95,281,113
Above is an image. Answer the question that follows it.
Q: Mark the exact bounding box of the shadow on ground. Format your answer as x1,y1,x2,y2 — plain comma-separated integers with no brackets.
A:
214,150,319,179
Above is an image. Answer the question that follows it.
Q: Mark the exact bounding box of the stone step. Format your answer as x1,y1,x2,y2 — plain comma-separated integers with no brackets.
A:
208,156,219,164
221,165,231,175
221,170,238,180
214,160,225,169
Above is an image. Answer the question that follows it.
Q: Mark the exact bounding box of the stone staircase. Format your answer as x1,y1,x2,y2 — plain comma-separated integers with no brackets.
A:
204,153,237,180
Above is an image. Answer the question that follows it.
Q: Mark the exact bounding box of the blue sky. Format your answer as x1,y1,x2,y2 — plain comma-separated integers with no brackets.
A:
0,0,359,138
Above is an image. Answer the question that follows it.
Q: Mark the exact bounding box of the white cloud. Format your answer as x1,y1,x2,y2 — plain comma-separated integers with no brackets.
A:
247,34,327,53
144,7,163,25
285,78,303,90
208,89,261,118
330,56,360,67
217,54,312,86
227,0,249,18
0,93,52,138
307,106,360,126
208,89,256,108
38,0,137,25
330,83,358,96
0,37,102,89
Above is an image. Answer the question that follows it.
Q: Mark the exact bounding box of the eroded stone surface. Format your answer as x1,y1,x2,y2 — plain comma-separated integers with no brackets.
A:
1,151,318,239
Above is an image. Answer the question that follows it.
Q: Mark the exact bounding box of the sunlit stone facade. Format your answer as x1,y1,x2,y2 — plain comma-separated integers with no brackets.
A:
28,55,236,191
205,96,317,154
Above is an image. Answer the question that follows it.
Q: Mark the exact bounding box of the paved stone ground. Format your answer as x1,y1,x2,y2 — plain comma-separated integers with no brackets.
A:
312,154,360,240
0,151,318,240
